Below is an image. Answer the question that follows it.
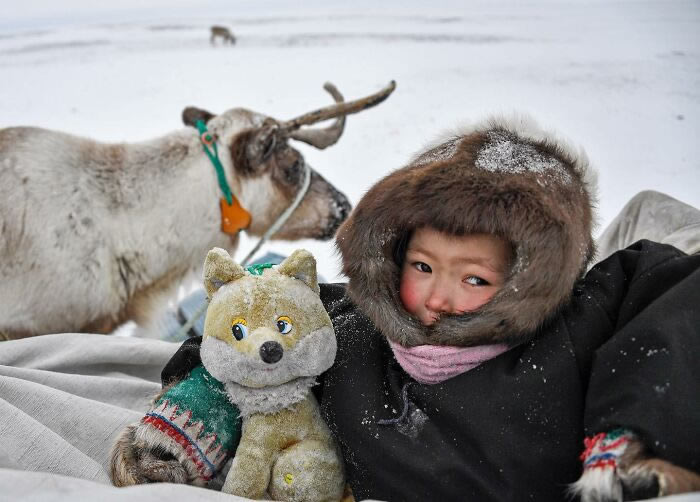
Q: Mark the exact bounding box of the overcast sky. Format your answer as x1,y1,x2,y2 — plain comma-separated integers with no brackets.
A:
3,0,217,28
7,0,210,17
2,0,606,31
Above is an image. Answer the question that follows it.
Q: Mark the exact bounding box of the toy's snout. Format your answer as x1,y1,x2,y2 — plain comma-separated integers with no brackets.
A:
260,341,283,364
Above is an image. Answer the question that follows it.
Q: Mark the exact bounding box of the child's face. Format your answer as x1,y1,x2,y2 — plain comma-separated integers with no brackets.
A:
399,227,512,326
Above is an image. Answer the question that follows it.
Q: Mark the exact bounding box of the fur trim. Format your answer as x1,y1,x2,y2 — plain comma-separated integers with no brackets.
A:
336,114,598,347
569,468,623,502
224,377,317,416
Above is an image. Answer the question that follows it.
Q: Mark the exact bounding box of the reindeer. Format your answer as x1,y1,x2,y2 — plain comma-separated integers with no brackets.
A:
0,81,396,339
210,25,236,45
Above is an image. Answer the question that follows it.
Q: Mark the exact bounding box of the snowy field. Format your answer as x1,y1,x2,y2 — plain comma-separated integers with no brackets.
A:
2,0,699,288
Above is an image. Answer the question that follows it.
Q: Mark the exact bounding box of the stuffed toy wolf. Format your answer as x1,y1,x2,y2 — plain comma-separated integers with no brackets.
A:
110,248,345,501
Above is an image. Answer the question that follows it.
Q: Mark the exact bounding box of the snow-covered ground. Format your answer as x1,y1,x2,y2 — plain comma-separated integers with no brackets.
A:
2,0,699,287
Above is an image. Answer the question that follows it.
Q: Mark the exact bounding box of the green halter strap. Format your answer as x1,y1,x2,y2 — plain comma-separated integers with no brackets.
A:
195,119,233,206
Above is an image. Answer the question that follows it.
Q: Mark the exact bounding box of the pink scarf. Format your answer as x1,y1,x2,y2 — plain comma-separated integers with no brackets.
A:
388,340,510,385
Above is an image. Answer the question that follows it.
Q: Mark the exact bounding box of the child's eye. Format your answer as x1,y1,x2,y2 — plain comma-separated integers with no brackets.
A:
276,316,293,334
465,276,489,286
413,262,432,273
231,318,248,341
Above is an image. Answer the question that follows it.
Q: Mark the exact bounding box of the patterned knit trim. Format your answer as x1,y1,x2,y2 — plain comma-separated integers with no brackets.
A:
142,414,215,480
580,428,634,471
142,399,230,480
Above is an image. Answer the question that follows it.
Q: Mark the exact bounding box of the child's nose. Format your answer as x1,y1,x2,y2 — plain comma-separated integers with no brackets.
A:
425,283,453,313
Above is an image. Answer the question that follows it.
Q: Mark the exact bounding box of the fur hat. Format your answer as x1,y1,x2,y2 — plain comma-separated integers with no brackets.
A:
336,114,598,347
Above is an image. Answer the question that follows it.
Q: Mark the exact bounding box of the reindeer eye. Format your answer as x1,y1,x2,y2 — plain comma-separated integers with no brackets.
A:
231,318,248,341
285,160,302,183
276,316,293,334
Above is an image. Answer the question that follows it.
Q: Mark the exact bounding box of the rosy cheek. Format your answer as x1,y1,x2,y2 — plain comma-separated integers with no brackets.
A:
455,288,498,313
399,274,421,316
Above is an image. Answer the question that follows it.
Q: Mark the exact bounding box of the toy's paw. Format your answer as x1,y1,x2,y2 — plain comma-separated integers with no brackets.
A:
109,424,188,486
570,429,700,501
268,439,345,502
221,467,268,499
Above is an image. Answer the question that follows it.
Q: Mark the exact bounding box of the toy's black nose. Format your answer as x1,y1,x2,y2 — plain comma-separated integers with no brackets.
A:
260,341,283,364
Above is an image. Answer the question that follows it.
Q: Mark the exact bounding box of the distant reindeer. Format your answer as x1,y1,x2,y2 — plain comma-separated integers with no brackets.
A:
0,81,396,339
210,25,236,45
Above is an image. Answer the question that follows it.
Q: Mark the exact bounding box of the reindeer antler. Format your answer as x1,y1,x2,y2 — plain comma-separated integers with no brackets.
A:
287,83,345,149
282,80,396,149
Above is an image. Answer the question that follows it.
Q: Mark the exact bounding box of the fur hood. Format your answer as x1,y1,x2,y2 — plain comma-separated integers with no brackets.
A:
335,115,598,347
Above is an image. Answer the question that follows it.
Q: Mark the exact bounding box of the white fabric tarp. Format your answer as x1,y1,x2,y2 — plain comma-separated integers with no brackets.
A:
1,333,697,502
0,333,253,501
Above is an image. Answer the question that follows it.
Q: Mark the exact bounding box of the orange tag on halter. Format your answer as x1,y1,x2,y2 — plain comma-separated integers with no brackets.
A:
220,197,251,235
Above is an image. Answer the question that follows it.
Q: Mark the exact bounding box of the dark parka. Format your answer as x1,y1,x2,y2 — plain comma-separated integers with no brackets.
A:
163,116,700,501
315,243,700,501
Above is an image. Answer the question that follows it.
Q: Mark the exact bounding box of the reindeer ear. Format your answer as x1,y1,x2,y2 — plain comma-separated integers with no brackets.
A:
277,249,319,295
231,122,281,174
182,106,216,128
246,124,279,165
203,248,245,298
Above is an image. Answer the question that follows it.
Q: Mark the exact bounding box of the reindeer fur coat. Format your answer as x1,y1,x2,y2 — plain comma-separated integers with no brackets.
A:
163,116,700,501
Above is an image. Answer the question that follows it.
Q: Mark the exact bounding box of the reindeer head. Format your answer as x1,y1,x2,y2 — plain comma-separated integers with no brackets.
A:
182,81,396,241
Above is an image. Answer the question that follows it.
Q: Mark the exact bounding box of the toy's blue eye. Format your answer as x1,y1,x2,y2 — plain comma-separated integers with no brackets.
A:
276,316,292,334
231,318,248,341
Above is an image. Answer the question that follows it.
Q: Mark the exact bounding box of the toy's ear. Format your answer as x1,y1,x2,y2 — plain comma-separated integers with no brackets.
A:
277,249,319,295
203,247,245,298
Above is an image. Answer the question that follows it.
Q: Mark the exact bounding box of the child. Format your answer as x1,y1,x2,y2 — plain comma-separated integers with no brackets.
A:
161,115,700,501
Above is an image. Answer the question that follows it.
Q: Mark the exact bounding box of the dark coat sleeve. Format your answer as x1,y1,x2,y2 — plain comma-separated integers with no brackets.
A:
312,283,349,401
160,336,203,386
574,240,700,471
319,283,349,315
